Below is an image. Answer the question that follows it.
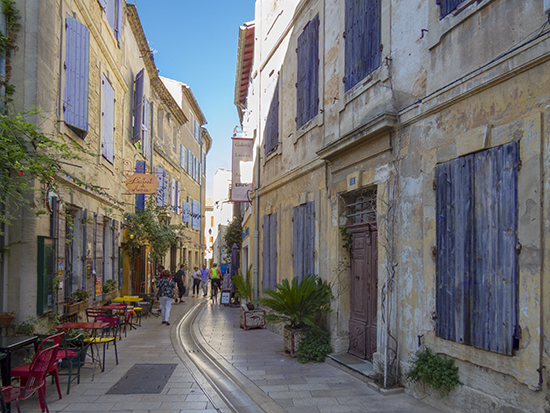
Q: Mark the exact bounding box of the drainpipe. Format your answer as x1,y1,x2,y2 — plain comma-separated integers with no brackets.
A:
253,145,260,302
199,126,204,266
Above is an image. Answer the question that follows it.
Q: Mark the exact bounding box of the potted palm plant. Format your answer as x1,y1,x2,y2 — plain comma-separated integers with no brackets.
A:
233,266,266,330
260,274,333,357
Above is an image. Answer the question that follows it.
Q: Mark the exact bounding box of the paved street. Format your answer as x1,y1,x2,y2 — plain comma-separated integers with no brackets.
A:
18,298,442,412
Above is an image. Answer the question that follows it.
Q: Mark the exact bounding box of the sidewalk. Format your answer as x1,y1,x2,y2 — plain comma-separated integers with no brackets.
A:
19,300,217,413
17,299,443,412
195,302,442,413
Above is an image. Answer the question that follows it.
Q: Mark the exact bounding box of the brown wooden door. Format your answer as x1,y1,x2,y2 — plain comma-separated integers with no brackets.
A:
348,223,378,360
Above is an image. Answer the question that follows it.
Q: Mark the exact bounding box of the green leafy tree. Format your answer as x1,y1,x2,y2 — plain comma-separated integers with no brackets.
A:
223,214,242,260
0,1,90,236
123,196,188,265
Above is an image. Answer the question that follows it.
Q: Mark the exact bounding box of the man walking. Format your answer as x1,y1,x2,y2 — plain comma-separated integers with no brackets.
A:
173,264,186,303
200,263,209,297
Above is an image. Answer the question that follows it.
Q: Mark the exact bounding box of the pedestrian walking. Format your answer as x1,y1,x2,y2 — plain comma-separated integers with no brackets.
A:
173,264,186,303
200,264,209,297
209,263,221,301
191,266,201,297
157,269,176,326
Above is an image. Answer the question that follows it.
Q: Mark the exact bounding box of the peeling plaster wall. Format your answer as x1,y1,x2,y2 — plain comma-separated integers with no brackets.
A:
245,0,549,411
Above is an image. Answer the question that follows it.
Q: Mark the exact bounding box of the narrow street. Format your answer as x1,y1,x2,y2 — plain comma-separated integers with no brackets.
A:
18,298,441,413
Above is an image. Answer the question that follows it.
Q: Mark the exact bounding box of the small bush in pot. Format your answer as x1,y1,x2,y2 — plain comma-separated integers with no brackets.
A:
259,274,333,329
233,266,254,310
103,279,118,293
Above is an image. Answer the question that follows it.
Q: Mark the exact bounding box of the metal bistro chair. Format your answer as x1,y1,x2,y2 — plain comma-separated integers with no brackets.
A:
1,344,59,413
0,353,6,413
11,332,65,406
84,317,118,372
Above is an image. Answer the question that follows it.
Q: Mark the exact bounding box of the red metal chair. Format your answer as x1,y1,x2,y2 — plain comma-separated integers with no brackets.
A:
11,332,65,405
1,344,59,413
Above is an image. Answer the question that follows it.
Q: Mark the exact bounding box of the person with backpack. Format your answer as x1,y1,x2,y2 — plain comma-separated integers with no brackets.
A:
173,264,186,303
209,263,221,300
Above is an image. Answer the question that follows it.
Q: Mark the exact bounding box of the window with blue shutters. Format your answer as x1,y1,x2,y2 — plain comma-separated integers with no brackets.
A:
156,166,166,207
100,0,123,42
64,16,90,135
437,0,463,18
180,145,186,169
101,75,115,163
436,142,519,355
265,79,279,155
142,98,152,159
133,69,144,142
263,214,277,291
135,161,146,213
344,0,381,92
296,15,319,129
293,203,315,282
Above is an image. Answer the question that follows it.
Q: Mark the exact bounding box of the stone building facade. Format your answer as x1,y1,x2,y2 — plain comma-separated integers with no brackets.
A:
237,0,550,411
1,1,209,320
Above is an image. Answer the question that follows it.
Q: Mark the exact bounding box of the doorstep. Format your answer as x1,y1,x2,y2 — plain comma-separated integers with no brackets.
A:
327,352,404,396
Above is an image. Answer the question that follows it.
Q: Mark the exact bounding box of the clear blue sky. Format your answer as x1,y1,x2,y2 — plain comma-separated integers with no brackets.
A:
132,0,255,198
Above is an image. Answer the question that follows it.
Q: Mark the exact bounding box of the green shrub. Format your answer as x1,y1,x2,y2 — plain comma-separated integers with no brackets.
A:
71,288,89,302
296,327,332,363
233,265,254,309
406,347,463,397
259,274,333,329
103,279,118,293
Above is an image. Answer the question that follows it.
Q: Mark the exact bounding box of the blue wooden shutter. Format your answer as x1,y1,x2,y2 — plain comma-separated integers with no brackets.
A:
106,0,116,29
101,75,114,163
156,166,165,206
115,0,123,41
435,154,474,344
182,201,190,224
263,215,271,290
471,142,518,355
176,181,181,214
265,79,279,155
135,161,146,213
187,149,191,174
142,99,151,159
180,145,185,168
296,15,319,128
345,0,381,91
97,0,107,8
269,214,277,290
194,120,198,140
64,16,90,133
293,203,314,281
436,143,518,355
133,69,144,142
198,162,202,185
438,0,463,18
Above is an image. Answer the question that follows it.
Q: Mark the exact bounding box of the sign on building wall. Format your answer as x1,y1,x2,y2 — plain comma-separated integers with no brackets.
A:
231,138,254,202
125,174,158,194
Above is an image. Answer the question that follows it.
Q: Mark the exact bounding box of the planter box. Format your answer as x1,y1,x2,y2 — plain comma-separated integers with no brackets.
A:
284,325,305,357
0,313,15,327
239,306,266,330
102,291,118,302
64,301,87,314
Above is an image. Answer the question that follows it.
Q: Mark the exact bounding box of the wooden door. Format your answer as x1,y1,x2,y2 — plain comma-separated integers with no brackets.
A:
348,223,378,360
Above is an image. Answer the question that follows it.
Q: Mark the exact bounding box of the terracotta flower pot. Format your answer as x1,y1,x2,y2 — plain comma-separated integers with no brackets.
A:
0,313,15,327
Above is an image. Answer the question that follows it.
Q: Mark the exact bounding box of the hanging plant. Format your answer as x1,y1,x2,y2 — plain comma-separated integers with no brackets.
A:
123,196,188,264
339,226,353,254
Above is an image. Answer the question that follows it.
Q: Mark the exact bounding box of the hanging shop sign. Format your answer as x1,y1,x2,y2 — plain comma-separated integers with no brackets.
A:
125,174,158,194
231,137,254,202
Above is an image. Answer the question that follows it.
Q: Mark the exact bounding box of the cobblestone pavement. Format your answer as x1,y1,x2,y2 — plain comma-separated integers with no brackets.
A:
196,303,442,413
16,297,442,412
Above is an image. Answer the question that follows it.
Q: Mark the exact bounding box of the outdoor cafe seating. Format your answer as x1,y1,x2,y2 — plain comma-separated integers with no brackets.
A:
1,344,59,413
